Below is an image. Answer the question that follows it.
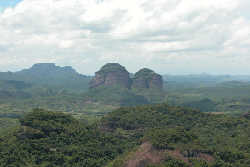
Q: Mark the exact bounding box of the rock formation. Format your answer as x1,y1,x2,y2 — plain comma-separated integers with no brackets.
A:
132,68,163,90
90,63,132,89
90,64,163,91
243,112,250,119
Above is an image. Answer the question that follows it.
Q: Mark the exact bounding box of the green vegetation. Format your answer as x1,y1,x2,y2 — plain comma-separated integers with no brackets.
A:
165,81,250,114
1,65,250,166
1,104,250,166
0,109,136,167
133,68,155,79
145,127,198,150
0,118,19,135
132,88,166,103
181,98,217,112
84,85,149,106
0,63,91,93
103,104,250,167
96,63,128,75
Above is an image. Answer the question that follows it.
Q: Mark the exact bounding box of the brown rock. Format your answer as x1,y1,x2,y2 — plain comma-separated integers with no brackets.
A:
132,68,163,90
90,63,131,89
125,142,164,167
243,112,250,119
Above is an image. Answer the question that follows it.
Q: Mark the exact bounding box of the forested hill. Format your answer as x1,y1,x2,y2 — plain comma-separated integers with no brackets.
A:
0,104,249,167
0,63,91,90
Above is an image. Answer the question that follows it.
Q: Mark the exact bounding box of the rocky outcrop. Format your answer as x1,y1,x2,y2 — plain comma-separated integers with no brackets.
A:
90,63,132,89
90,64,163,90
243,112,250,119
132,68,163,90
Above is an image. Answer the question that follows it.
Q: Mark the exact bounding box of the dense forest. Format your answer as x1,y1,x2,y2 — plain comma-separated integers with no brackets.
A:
1,104,250,167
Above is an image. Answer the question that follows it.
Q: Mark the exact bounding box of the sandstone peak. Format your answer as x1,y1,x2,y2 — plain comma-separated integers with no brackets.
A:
89,63,163,90
132,68,163,90
96,63,127,74
90,63,131,89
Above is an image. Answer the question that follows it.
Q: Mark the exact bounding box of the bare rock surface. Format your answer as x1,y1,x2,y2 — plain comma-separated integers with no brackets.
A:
90,64,163,91
90,63,131,89
132,68,163,90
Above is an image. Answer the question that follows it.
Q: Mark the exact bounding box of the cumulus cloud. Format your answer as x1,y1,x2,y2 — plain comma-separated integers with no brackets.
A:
0,0,249,74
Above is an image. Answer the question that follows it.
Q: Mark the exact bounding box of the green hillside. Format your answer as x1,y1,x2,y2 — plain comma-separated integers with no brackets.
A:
0,109,136,167
1,104,250,167
102,104,250,167
0,63,91,92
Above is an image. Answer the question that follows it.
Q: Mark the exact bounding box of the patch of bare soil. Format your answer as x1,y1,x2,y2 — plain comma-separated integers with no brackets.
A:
196,153,215,163
167,149,190,164
124,142,164,167
167,149,214,165
210,112,225,115
123,142,214,167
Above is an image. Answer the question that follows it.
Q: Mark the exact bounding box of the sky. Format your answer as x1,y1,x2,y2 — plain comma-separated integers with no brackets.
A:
0,0,20,12
0,0,250,75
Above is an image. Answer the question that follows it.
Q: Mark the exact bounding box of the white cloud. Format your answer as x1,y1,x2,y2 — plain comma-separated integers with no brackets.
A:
0,0,250,74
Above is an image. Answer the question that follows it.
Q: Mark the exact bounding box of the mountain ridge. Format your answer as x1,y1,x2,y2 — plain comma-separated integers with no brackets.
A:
0,63,91,91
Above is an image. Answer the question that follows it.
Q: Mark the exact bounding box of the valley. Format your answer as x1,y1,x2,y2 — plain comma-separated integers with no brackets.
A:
0,63,250,167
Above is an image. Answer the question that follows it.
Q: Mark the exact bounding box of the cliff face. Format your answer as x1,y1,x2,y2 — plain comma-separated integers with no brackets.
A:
132,68,163,90
243,112,250,119
90,63,131,89
90,64,163,91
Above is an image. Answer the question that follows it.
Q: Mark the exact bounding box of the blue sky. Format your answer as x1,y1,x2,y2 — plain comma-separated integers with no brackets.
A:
0,0,21,12
0,0,250,75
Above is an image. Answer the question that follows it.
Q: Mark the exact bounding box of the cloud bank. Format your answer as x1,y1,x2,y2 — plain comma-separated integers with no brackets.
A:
0,0,250,74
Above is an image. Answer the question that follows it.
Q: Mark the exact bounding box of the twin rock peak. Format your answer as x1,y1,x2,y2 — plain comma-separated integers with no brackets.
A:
90,63,163,90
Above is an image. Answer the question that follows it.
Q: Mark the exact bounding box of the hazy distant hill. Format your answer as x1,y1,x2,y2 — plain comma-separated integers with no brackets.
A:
164,74,250,85
0,80,31,90
0,63,91,91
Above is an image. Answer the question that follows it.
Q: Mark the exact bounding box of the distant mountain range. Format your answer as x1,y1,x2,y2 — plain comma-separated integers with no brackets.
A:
1,63,250,105
164,74,250,83
0,63,91,91
1,63,250,88
0,63,166,105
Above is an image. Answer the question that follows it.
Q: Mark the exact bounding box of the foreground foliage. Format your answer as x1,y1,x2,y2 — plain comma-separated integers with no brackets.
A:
102,104,250,167
1,104,250,167
0,109,136,167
